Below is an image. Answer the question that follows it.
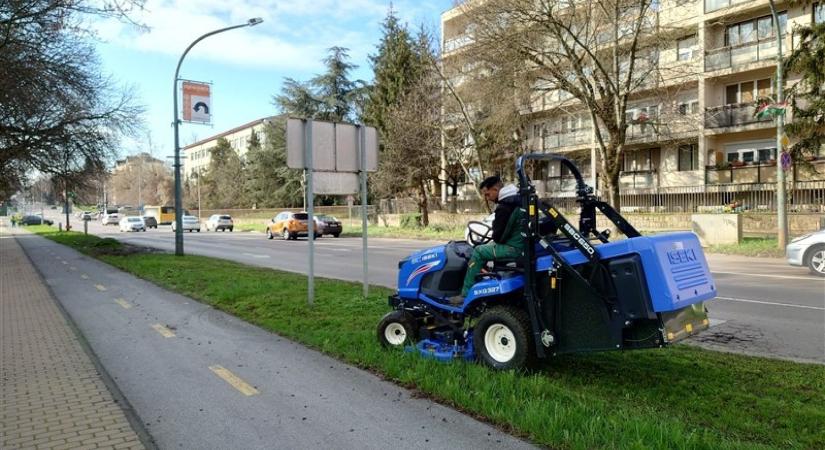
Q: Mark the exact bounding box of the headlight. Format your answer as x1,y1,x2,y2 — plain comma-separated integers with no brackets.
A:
791,234,812,244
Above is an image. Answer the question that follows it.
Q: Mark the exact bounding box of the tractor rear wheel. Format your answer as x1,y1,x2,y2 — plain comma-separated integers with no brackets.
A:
475,306,534,370
377,311,417,349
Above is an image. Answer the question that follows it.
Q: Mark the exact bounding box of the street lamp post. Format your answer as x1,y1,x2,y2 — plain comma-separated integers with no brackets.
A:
172,17,263,256
768,0,788,249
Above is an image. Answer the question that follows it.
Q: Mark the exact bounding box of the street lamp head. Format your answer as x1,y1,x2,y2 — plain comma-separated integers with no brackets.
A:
248,17,263,26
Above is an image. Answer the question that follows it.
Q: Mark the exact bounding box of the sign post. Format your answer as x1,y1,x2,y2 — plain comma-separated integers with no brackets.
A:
287,118,378,304
359,126,369,297
305,119,315,305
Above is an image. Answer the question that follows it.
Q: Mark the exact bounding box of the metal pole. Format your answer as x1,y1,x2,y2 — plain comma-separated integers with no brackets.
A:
305,119,315,305
172,18,263,256
769,0,788,248
360,125,369,298
197,168,201,221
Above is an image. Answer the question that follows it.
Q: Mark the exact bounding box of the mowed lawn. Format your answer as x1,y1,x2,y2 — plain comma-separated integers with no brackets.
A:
29,226,825,450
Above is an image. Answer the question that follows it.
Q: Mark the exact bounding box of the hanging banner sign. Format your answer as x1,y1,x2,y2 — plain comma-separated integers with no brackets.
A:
181,81,212,124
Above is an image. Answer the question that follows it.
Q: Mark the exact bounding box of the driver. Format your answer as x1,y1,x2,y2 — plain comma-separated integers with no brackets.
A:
450,176,525,305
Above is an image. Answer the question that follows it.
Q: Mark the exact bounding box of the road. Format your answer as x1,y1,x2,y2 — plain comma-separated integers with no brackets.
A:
55,211,825,364
16,231,535,449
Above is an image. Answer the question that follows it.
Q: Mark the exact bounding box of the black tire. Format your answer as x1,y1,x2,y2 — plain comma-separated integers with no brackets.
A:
377,311,417,349
283,229,291,240
806,244,825,277
475,306,534,370
333,233,340,238
229,227,233,232
266,228,273,240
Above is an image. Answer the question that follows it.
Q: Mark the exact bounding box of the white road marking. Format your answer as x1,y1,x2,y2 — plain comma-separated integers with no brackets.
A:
709,318,726,327
242,253,270,259
711,271,824,282
716,296,825,311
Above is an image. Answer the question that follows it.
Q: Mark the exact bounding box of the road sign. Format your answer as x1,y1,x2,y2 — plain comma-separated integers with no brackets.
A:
181,81,212,124
286,118,378,176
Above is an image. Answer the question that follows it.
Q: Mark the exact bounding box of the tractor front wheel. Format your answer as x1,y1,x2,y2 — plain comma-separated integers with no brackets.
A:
475,306,534,370
377,311,417,349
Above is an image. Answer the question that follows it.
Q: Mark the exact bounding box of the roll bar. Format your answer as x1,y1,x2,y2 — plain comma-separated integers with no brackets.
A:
516,153,590,198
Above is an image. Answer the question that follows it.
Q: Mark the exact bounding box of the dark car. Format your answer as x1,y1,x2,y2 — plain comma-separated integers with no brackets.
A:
20,215,53,226
142,216,158,229
315,215,342,238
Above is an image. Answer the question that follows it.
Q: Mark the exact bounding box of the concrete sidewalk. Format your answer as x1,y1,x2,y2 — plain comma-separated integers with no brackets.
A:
0,226,146,449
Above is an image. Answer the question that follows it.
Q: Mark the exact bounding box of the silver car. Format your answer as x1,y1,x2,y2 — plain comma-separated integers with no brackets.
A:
786,229,825,277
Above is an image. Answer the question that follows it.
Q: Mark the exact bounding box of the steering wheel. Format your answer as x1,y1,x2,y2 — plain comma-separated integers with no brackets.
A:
467,220,493,246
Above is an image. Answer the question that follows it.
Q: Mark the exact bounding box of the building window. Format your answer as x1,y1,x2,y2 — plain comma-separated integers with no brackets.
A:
816,3,825,24
623,149,653,172
677,35,696,61
758,148,776,162
678,144,698,171
678,101,699,115
726,12,787,46
725,79,772,104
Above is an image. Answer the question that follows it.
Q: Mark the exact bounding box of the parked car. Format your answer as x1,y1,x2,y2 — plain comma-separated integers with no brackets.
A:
119,216,146,232
142,216,158,229
206,214,234,232
786,229,825,277
102,213,119,225
266,211,317,240
81,212,92,221
314,215,342,238
172,215,200,232
19,215,51,226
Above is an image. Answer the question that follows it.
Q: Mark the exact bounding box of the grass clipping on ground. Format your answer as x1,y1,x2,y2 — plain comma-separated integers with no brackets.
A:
30,225,825,450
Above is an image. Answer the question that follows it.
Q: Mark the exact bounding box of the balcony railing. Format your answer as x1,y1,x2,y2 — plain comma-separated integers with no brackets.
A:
625,123,660,143
704,103,773,128
705,38,783,72
705,0,753,13
543,130,592,149
705,162,778,184
619,170,657,190
443,34,474,53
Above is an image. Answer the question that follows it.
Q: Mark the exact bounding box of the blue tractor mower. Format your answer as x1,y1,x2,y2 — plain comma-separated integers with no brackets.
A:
377,153,716,370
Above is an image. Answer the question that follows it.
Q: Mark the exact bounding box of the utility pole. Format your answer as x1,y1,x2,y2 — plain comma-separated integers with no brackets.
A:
769,0,788,249
197,168,201,221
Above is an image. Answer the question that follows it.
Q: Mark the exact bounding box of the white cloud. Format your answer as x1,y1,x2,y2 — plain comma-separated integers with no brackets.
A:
94,0,398,71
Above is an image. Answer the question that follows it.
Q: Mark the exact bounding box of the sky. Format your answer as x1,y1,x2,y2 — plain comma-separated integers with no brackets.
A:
93,0,456,160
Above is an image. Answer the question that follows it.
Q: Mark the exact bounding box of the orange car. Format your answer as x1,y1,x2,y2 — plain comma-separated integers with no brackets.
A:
266,211,318,240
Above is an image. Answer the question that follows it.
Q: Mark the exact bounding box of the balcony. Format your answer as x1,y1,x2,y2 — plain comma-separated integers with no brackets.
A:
705,161,778,184
443,34,474,53
620,170,658,190
704,103,773,129
705,0,753,13
705,38,784,72
543,130,592,150
625,123,660,143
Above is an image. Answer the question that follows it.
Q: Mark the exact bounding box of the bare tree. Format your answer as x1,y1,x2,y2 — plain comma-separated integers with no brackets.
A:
110,154,174,206
457,0,701,210
0,1,145,199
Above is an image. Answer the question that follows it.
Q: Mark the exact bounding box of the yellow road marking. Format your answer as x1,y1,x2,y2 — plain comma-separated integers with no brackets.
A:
208,365,259,396
80,274,89,279
151,323,176,338
114,298,132,309
95,284,107,291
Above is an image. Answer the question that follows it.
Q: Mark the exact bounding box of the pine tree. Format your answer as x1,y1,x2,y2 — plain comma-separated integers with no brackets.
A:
202,138,245,209
312,47,358,122
363,9,421,132
786,22,825,159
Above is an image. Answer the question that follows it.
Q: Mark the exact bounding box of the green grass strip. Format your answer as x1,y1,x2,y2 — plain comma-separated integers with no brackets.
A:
27,225,825,450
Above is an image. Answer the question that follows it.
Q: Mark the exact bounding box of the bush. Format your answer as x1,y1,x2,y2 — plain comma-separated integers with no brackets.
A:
399,213,422,229
428,223,451,232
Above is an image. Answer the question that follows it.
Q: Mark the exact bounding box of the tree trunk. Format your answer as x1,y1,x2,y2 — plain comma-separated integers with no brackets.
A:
418,181,429,227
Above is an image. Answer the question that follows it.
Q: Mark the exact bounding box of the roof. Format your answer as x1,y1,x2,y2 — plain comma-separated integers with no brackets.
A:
183,115,281,150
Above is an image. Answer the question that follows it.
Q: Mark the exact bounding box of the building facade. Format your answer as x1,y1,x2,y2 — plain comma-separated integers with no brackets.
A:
182,116,277,179
441,0,825,212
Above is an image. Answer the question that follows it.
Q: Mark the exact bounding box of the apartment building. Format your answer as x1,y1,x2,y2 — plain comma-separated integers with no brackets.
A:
182,116,277,179
441,0,825,212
